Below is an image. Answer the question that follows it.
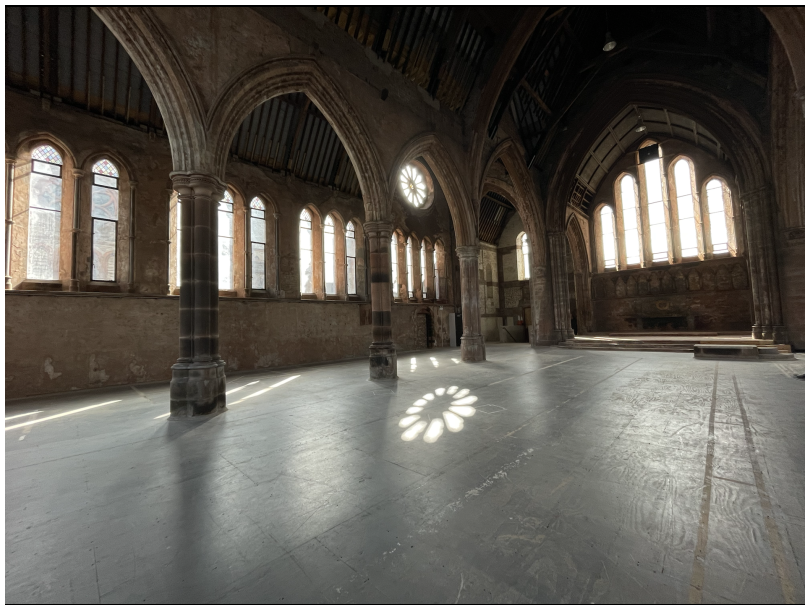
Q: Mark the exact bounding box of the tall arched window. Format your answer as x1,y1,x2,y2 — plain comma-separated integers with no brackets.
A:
173,191,182,288
324,215,336,295
600,206,617,269
406,238,415,298
346,221,357,295
299,209,314,294
391,234,399,298
641,146,669,262
27,145,63,280
516,232,531,280
673,159,699,258
218,190,234,290
618,175,641,265
249,197,266,290
705,178,734,254
90,159,119,281
433,248,439,299
420,241,427,298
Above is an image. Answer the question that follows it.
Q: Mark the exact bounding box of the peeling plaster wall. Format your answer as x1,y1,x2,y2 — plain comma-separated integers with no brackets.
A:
6,293,454,399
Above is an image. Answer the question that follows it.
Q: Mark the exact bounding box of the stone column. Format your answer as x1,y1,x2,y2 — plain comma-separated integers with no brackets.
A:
5,156,15,290
170,172,227,417
69,169,85,292
457,244,486,362
365,221,397,378
548,231,574,341
127,181,137,292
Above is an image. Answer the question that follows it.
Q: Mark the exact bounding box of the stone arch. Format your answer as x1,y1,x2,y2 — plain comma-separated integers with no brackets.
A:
92,8,206,173
14,133,77,168
389,133,477,247
565,215,593,333
207,57,388,222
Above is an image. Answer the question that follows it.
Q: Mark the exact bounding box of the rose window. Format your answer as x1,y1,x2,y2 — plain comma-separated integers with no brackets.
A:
398,386,478,443
400,164,427,207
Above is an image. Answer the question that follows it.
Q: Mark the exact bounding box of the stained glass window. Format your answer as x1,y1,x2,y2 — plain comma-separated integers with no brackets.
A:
706,179,731,254
642,148,669,263
27,145,63,280
346,221,356,296
600,207,617,269
673,159,699,258
91,159,120,281
324,215,336,295
406,238,414,298
421,241,427,297
391,235,399,298
250,197,266,290
218,190,234,290
619,175,641,265
299,209,313,294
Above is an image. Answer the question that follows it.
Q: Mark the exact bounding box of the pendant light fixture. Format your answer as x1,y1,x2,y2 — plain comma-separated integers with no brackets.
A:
634,114,647,133
603,9,616,52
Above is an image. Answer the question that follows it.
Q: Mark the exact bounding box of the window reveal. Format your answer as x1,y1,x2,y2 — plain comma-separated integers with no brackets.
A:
27,145,63,280
90,159,120,281
250,197,266,290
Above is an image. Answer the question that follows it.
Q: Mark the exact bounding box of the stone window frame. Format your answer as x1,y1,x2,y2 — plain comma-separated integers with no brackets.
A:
636,140,674,266
433,238,447,303
700,175,739,258
9,137,76,291
322,209,348,300
515,231,531,280
298,204,323,300
613,172,643,269
593,203,618,273
666,155,705,263
391,230,402,300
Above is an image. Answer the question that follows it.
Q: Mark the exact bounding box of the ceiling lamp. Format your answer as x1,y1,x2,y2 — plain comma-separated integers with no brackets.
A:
634,115,647,133
603,31,617,52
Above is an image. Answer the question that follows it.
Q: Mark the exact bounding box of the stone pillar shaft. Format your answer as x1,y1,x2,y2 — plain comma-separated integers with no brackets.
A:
457,244,486,362
5,157,15,290
364,221,397,378
170,171,227,417
549,231,574,341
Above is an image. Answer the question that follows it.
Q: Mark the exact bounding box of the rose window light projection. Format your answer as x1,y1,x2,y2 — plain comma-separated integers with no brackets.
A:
398,386,478,443
400,164,427,207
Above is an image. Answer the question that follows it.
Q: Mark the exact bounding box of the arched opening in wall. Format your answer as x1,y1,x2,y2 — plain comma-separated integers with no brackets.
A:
414,307,435,349
564,236,577,335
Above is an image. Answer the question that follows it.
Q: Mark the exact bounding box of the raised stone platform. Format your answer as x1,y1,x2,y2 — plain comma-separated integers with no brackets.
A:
563,333,794,356
694,344,796,360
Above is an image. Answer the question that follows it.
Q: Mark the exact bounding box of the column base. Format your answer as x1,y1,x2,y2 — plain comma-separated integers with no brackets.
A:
461,333,486,362
4,276,11,290
752,324,763,340
772,325,788,344
170,360,227,418
369,343,397,379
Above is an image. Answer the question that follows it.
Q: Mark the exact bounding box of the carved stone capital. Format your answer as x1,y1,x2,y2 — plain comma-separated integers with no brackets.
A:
456,245,480,259
71,169,86,179
170,171,227,200
6,155,17,165
363,221,393,239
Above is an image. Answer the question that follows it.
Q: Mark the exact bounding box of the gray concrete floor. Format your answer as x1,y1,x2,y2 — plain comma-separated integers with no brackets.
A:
5,344,805,603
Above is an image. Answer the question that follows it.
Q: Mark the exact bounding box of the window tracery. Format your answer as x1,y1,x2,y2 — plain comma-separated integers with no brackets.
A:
27,145,63,280
90,158,119,281
400,164,427,208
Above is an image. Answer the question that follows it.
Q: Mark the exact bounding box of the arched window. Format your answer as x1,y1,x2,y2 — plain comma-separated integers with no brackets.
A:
640,146,669,262
218,190,234,290
673,159,699,258
299,209,313,294
618,175,641,265
346,221,357,295
433,247,439,300
249,197,266,290
600,206,617,269
516,232,531,280
406,238,414,298
420,241,427,297
705,178,735,254
90,159,119,281
324,215,336,295
27,145,63,280
173,191,182,288
391,234,399,298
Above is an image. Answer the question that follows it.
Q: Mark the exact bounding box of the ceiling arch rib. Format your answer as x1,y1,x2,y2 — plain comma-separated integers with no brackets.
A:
568,105,724,213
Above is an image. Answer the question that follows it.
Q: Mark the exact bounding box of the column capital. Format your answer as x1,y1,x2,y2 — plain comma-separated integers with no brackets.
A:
71,169,86,179
363,220,393,238
6,155,17,165
170,171,227,199
129,180,138,188
456,244,480,259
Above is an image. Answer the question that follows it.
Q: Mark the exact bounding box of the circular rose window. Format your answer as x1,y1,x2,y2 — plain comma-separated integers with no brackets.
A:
400,164,428,208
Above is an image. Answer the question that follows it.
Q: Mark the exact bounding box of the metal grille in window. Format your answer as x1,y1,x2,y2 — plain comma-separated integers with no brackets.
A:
91,158,120,281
